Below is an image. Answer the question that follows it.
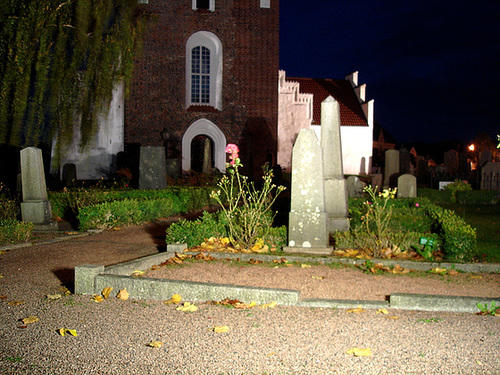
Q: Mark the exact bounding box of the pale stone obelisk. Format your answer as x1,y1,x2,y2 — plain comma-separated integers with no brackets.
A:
321,96,349,233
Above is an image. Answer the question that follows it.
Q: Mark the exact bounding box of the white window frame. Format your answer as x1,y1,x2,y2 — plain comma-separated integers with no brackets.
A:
260,0,270,8
185,31,223,110
182,118,227,173
192,0,215,12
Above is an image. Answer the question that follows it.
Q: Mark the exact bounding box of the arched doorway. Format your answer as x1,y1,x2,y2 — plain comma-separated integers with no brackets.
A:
182,118,226,173
190,135,214,173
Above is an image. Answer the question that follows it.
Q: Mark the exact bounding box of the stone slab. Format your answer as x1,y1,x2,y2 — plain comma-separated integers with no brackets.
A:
74,264,105,295
283,246,333,256
94,274,300,305
390,293,500,313
297,298,389,309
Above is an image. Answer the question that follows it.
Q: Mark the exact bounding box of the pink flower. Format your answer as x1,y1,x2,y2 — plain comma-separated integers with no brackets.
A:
415,203,420,208
225,144,239,154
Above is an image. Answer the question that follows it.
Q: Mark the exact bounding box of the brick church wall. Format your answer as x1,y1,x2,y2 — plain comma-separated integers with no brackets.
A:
125,0,279,175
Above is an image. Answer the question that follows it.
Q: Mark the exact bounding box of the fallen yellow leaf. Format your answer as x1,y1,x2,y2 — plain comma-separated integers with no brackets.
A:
346,306,365,314
132,270,145,276
116,288,129,300
376,308,389,315
312,275,325,279
46,294,62,300
386,316,400,319
346,347,372,357
431,267,447,274
8,301,25,306
301,264,311,268
470,275,483,279
22,316,39,324
260,301,277,309
213,326,230,333
165,294,182,305
58,328,77,337
147,341,163,348
92,295,104,303
176,302,198,312
102,287,114,299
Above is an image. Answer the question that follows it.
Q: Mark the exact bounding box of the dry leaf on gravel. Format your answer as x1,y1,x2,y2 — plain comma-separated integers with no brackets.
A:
164,294,182,305
92,295,104,303
116,288,129,300
46,294,62,300
102,287,114,299
259,301,277,309
386,316,400,319
376,308,389,315
58,328,77,337
346,306,366,314
346,347,372,357
176,302,198,312
301,264,311,268
147,341,163,348
431,267,447,274
22,316,39,324
8,301,25,306
311,275,325,279
212,326,230,333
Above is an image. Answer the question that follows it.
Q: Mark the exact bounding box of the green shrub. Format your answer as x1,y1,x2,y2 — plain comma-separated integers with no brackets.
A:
50,187,216,228
0,219,33,244
443,180,472,203
0,198,19,220
165,210,288,250
78,198,182,231
424,204,476,261
166,211,229,247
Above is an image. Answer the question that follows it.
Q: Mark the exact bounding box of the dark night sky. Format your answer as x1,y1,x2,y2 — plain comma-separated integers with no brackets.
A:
279,1,500,145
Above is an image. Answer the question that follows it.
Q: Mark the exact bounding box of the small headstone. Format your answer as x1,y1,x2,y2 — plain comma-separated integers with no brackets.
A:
481,162,500,192
397,174,417,198
320,96,349,233
284,129,332,255
384,149,400,187
346,176,364,198
139,146,167,189
20,147,58,231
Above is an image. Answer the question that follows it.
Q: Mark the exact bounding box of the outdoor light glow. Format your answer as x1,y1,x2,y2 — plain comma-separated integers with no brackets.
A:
468,144,475,151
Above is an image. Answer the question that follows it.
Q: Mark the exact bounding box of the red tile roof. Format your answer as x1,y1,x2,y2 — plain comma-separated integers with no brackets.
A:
286,77,368,126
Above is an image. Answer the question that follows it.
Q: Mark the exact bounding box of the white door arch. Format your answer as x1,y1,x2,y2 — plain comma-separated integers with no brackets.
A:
182,118,226,173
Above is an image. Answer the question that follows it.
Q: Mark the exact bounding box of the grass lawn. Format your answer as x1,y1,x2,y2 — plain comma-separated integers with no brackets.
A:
440,203,500,263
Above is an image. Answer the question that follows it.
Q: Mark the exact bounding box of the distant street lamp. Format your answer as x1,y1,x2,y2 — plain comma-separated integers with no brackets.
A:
468,144,475,152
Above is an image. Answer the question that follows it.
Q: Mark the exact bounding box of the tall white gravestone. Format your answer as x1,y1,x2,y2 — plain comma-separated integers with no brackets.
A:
321,96,349,233
20,147,57,230
284,129,332,255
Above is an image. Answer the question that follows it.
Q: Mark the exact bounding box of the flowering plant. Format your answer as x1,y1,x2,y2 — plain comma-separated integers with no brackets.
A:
354,185,400,257
210,144,285,250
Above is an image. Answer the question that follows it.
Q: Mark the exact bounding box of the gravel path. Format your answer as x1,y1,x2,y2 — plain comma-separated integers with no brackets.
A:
0,225,499,374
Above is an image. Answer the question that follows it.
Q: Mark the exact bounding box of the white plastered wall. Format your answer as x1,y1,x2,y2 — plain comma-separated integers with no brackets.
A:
53,81,125,180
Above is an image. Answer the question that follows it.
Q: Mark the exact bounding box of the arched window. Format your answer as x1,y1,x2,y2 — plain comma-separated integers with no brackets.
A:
186,32,222,110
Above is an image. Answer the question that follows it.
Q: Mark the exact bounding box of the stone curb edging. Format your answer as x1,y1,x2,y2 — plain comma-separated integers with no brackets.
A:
74,245,500,313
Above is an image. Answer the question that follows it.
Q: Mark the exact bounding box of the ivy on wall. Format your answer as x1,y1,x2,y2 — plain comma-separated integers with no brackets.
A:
0,0,149,156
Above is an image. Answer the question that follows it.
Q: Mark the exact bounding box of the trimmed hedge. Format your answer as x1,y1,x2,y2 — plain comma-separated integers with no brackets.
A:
49,187,218,229
78,197,183,231
336,197,477,262
424,204,476,262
